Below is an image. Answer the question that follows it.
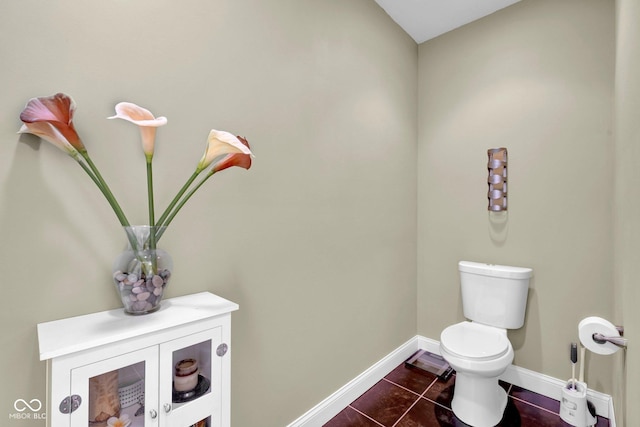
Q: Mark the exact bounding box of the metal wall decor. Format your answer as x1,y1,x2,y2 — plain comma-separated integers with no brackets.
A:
487,148,507,212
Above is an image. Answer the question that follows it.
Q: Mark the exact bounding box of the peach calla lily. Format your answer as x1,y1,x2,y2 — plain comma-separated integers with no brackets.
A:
19,93,86,155
108,102,167,158
108,102,167,233
197,129,253,172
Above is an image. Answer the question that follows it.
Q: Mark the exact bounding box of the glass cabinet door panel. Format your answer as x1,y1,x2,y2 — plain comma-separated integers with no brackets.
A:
189,416,210,427
172,340,211,402
159,327,222,427
70,346,158,427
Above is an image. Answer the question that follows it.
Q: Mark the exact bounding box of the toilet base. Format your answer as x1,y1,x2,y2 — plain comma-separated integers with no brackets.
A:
451,371,507,427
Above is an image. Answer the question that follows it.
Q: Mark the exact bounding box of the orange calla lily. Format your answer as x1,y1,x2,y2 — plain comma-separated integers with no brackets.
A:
155,134,253,234
108,102,167,158
211,136,252,174
197,129,253,172
19,93,86,155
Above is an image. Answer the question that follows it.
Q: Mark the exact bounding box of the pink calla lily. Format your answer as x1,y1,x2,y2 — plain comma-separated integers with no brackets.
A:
197,129,253,172
108,102,167,158
18,93,131,228
18,122,78,156
19,93,86,154
211,136,252,174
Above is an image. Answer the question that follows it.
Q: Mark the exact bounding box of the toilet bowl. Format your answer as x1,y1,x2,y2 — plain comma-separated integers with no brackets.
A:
440,321,514,427
439,261,532,427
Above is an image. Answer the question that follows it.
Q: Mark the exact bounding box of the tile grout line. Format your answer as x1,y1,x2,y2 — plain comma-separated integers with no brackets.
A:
509,395,563,418
382,376,437,399
422,395,455,413
506,383,513,395
416,374,456,415
339,374,438,427
387,375,443,427
329,363,592,427
506,381,567,418
347,405,386,427
385,370,566,421
390,396,421,427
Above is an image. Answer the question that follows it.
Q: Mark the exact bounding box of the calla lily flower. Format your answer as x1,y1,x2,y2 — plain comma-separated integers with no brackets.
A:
19,93,86,154
108,102,167,159
154,134,253,235
197,129,253,172
18,121,79,157
106,414,131,427
19,93,131,228
108,102,167,237
18,92,255,252
211,136,252,174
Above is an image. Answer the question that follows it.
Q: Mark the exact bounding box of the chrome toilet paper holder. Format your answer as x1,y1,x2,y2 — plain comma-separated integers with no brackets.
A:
579,317,627,355
592,325,627,349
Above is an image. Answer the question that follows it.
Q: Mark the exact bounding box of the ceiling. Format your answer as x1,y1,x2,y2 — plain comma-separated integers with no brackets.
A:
373,0,523,44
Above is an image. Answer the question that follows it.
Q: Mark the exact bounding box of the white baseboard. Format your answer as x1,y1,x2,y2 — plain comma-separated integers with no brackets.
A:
499,361,614,423
286,336,421,427
287,335,615,427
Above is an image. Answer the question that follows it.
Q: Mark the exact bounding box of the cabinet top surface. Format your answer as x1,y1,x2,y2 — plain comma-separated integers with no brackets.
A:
37,292,238,361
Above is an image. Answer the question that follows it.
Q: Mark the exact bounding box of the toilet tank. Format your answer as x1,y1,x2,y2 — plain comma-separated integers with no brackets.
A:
459,261,533,329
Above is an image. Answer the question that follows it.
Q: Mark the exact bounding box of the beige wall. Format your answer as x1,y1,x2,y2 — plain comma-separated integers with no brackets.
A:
417,0,616,396
0,1,418,426
3,0,635,425
614,0,640,425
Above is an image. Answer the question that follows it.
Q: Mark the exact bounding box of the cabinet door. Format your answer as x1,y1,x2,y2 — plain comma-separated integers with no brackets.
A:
158,327,224,427
69,346,159,427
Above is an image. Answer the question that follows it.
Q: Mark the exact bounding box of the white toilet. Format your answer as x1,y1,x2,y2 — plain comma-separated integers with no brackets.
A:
440,261,532,427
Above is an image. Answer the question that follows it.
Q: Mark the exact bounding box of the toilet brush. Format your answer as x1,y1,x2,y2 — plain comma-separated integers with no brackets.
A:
579,344,586,383
560,342,596,427
571,343,577,389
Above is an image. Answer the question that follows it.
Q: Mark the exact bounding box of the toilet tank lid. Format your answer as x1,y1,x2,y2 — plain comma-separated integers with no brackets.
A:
459,261,533,279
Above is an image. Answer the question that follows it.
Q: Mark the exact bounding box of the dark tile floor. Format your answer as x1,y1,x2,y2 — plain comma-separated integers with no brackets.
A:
324,357,610,427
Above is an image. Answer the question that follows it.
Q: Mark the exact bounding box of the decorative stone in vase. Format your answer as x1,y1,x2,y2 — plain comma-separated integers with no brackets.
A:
112,226,172,315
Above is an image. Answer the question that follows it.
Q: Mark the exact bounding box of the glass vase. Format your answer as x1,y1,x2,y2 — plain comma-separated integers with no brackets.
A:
112,226,173,315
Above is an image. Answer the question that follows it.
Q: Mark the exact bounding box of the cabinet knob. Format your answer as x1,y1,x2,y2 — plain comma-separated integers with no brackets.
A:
150,409,158,419
217,343,229,357
59,395,81,414
164,403,172,413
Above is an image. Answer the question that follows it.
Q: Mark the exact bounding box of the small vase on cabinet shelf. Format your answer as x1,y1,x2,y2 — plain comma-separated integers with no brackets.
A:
112,226,172,315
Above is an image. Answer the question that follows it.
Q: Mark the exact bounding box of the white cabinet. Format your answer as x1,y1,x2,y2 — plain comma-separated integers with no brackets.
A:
37,292,238,427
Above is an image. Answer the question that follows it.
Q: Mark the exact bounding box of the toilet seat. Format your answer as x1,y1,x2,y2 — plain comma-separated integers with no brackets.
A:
441,322,509,360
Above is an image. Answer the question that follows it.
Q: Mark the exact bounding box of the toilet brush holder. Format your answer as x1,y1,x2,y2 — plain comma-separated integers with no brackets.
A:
560,380,597,427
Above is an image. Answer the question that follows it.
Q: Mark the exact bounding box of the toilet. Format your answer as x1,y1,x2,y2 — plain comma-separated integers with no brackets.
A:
440,261,532,427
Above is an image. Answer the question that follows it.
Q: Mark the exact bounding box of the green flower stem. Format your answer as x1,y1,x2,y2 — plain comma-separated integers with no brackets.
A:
77,152,138,252
75,159,116,215
155,171,214,241
79,152,130,227
155,170,201,231
146,158,157,272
